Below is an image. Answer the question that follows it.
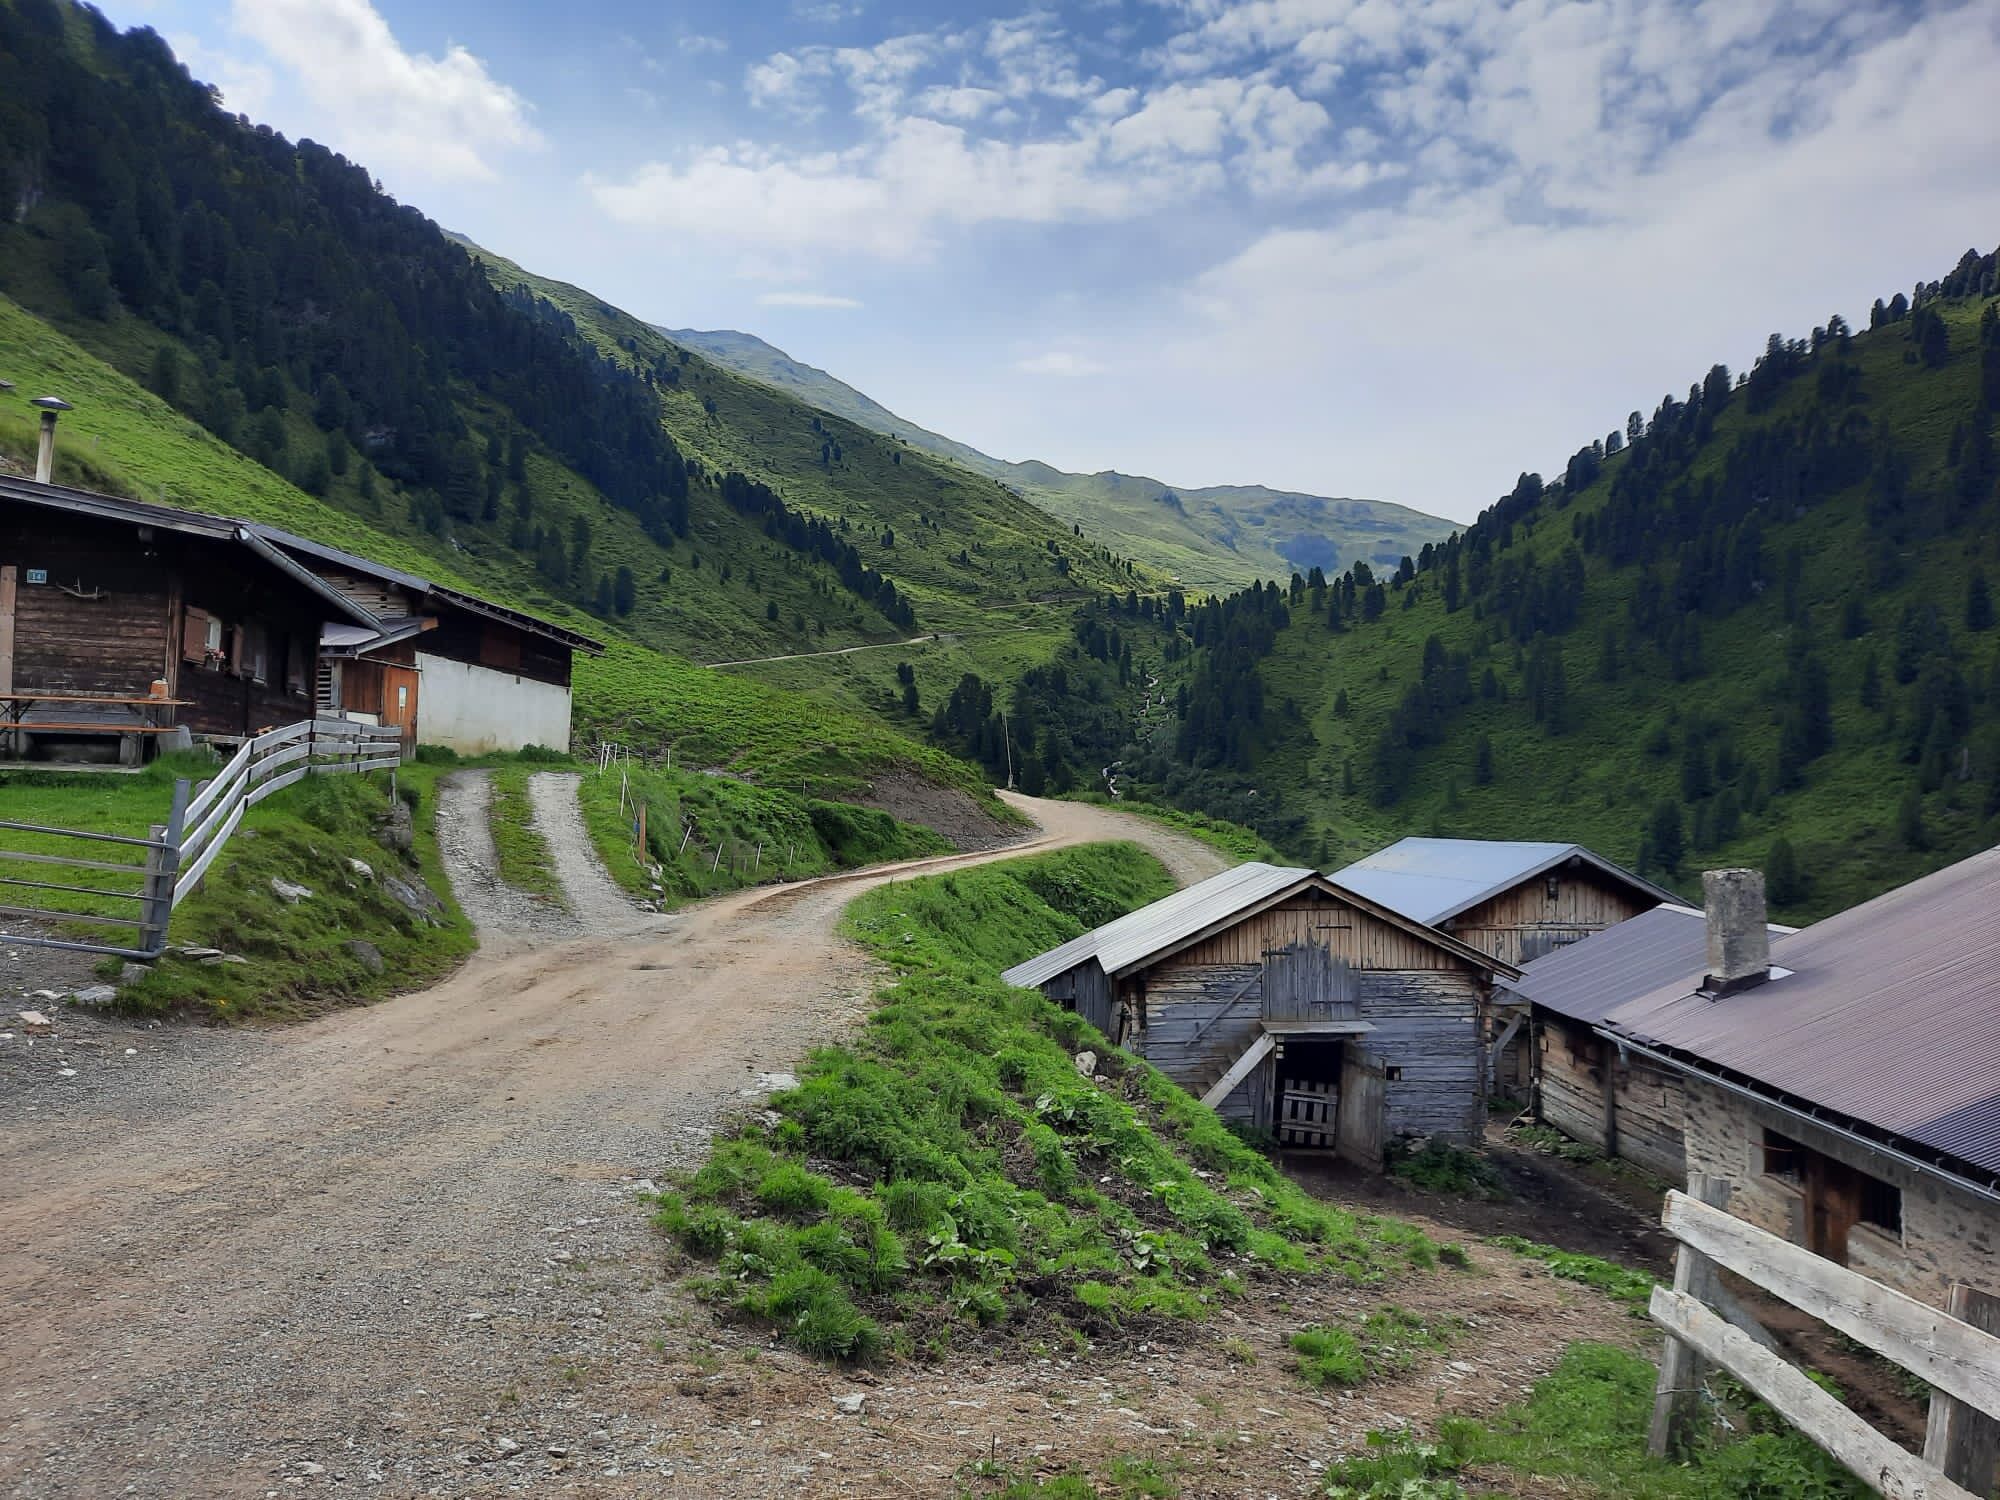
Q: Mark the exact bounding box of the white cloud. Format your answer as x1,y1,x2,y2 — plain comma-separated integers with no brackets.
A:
168,30,274,121
678,34,728,56
758,291,865,309
1016,351,1106,377
226,0,538,183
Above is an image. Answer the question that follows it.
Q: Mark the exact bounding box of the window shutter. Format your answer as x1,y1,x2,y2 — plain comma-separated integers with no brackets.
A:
182,608,209,663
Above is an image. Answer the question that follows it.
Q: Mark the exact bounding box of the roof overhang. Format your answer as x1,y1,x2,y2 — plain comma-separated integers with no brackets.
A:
1103,870,1522,983
1431,846,1680,926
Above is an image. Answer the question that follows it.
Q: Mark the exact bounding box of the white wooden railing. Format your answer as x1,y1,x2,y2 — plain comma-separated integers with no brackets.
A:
0,718,403,959
1649,1179,2000,1500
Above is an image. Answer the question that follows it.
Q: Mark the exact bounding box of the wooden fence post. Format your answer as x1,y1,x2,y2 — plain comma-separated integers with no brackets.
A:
1924,1284,2000,1498
1649,1173,1731,1459
139,777,191,956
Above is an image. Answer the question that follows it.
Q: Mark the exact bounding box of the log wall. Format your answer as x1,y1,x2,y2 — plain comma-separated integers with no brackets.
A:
1536,1014,1687,1179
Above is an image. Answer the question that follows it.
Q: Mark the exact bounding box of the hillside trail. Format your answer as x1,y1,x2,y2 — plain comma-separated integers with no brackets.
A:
0,793,1225,1498
433,769,648,954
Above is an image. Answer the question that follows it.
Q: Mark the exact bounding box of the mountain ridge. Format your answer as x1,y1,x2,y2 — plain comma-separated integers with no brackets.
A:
662,324,1454,591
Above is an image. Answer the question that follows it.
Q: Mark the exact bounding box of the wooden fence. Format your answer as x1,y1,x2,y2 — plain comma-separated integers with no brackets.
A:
0,718,403,961
1649,1179,2000,1500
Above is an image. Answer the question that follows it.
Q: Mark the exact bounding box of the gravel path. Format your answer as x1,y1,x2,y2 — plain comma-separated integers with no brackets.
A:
526,772,642,934
0,796,1224,1498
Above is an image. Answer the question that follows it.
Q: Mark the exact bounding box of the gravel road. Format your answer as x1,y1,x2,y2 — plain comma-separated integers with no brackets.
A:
0,794,1222,1498
526,772,643,932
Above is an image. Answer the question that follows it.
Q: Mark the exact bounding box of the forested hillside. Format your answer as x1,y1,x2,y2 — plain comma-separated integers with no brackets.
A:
0,0,1136,675
665,323,1452,592
1130,250,2000,919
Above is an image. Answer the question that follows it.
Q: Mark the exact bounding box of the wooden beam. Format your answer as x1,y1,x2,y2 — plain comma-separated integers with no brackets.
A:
1663,1190,2000,1421
1652,1287,1979,1500
1200,1032,1275,1110
1649,1174,1731,1458
0,563,15,699
1925,1285,2000,1498
1711,1277,1786,1357
1488,1007,1525,1091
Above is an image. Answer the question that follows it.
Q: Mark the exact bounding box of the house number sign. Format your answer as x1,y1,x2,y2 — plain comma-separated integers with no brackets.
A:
23,568,48,584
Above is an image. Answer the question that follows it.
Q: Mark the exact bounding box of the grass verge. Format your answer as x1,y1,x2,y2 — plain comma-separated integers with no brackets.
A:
1489,1236,1657,1309
485,762,568,908
1319,1341,1866,1499
1060,795,1281,864
650,842,1441,1363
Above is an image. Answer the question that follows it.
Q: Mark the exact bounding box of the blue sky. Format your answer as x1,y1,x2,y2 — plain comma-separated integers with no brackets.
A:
105,0,2000,523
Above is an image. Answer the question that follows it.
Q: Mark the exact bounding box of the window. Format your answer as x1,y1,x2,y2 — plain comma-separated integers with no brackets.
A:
1762,1129,1803,1183
1860,1175,1903,1236
1384,1065,1403,1081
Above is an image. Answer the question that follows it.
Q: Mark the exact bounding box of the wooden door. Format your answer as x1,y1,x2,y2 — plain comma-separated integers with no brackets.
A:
1806,1154,1862,1265
1278,1078,1339,1148
1336,1051,1387,1170
1261,942,1356,1022
380,664,419,753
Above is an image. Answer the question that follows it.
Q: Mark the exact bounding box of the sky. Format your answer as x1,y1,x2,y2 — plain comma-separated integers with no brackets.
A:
102,0,2000,524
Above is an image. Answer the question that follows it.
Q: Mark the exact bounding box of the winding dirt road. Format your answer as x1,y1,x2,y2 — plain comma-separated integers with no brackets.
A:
0,794,1221,1498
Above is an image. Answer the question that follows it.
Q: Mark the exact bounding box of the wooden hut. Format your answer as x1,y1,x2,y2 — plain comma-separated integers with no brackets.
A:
1,478,600,759
1003,863,1521,1168
1331,837,1676,1091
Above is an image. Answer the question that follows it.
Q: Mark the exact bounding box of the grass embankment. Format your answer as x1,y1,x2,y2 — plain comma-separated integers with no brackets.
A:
651,844,1442,1363
0,756,475,1020
1062,795,1283,864
574,756,950,902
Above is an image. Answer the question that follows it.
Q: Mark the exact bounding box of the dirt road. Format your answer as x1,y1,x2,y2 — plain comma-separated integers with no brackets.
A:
0,794,1222,1498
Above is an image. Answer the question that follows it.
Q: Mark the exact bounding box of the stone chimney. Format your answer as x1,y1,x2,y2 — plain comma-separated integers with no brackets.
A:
1703,867,1770,994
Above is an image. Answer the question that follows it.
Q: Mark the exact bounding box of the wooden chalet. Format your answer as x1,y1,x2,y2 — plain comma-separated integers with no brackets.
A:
1331,837,1676,1091
1002,863,1521,1167
0,477,601,760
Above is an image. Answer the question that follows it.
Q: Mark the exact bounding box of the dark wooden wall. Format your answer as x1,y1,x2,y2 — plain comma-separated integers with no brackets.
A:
1535,1012,1686,1178
423,613,572,688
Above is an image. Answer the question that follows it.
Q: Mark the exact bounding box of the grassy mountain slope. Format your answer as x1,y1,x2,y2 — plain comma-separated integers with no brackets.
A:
1145,265,2000,921
459,246,1144,635
0,293,993,805
664,325,1452,591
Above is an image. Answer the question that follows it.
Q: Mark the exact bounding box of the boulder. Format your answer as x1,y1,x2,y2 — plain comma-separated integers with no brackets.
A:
383,875,446,926
119,962,152,985
69,984,119,1008
374,800,414,855
345,939,386,976
831,1393,867,1415
1073,1050,1098,1078
347,858,375,881
270,877,313,904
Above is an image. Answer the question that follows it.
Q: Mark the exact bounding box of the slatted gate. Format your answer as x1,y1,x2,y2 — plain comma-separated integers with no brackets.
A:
1278,1077,1339,1148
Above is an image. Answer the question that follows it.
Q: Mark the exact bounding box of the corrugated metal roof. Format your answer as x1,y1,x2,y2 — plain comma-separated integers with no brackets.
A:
1331,837,1678,926
1504,905,1788,1024
1603,845,2000,1176
1001,862,1313,989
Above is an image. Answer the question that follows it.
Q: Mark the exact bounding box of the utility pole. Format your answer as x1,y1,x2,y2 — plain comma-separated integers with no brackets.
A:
1000,708,1016,790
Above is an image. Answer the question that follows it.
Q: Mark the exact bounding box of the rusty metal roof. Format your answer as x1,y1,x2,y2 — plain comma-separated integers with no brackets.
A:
1330,837,1678,926
1504,904,1790,1024
1603,845,2000,1176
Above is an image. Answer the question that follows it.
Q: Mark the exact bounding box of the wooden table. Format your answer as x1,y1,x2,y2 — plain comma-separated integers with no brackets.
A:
0,693,192,764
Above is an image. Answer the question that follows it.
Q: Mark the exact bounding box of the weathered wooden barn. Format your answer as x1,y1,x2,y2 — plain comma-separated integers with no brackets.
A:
1503,904,1789,1179
1002,863,1521,1168
1332,837,1676,1090
0,478,600,758
1602,859,2000,1308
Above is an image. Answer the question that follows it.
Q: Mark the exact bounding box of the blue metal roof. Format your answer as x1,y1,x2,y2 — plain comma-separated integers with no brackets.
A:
1330,837,1676,926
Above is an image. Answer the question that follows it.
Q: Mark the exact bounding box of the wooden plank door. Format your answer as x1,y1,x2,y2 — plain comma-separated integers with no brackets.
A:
1806,1154,1861,1265
1336,1052,1387,1170
1278,1078,1339,1149
380,665,419,754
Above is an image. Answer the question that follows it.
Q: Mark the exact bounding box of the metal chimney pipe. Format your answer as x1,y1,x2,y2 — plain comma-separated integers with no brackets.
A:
31,396,73,484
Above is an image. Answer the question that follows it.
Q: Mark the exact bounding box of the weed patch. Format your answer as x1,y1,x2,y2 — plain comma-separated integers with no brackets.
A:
1319,1342,1866,1500
1387,1141,1506,1199
1488,1236,1655,1309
